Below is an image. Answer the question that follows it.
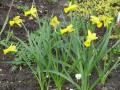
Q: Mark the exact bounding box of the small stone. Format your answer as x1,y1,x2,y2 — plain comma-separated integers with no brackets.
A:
18,81,21,83
49,85,52,88
70,88,74,90
10,82,13,84
40,5,44,8
0,74,4,76
102,87,108,90
0,69,2,72
19,66,22,70
6,81,9,83
66,87,69,89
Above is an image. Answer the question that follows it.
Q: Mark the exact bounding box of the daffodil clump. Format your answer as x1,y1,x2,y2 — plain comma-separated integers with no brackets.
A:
6,4,38,54
3,44,17,54
9,4,37,27
50,16,74,34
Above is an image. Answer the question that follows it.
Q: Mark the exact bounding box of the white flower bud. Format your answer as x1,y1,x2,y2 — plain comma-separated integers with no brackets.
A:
75,73,81,80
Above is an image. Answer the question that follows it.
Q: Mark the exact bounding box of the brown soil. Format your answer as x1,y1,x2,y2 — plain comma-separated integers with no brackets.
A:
0,62,39,90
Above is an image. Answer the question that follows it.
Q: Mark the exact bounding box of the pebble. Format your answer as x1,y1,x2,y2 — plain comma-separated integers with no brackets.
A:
49,85,52,88
66,87,69,89
102,87,108,90
10,82,13,84
6,81,9,83
18,81,21,83
0,69,2,72
69,88,74,90
0,74,4,76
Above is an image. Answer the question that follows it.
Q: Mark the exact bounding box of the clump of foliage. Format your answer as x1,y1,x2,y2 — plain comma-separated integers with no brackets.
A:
72,0,120,17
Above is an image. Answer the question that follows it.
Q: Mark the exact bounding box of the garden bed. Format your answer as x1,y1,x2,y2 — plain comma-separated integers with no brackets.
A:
0,0,120,90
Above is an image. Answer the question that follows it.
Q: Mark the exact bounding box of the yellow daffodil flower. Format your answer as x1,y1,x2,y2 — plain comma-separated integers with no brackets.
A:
24,5,37,19
100,15,113,27
9,16,23,27
60,24,74,34
51,16,60,28
84,30,98,47
87,30,98,41
3,44,17,54
90,15,113,28
96,22,103,28
64,2,79,13
90,16,102,28
83,40,91,47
